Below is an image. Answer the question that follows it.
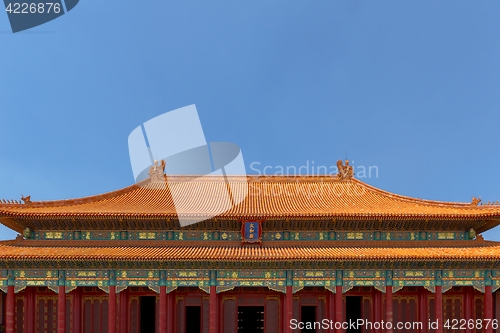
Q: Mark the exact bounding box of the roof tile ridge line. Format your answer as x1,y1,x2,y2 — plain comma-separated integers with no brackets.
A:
7,178,150,208
166,175,339,182
351,178,477,208
244,175,341,181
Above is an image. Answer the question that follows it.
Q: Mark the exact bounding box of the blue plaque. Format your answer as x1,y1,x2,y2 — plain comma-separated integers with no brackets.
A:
241,221,262,244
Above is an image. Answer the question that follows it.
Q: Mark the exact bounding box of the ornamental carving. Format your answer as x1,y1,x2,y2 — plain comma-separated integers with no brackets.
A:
148,159,166,182
21,195,32,204
336,159,354,179
471,197,481,206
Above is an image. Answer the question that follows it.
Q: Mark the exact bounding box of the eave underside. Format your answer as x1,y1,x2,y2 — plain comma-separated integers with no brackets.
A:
4,217,498,233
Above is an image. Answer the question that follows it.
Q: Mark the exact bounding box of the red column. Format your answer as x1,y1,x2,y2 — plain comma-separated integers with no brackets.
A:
419,287,428,333
485,286,493,333
464,287,472,333
435,286,443,333
335,286,343,333
209,286,219,333
284,286,293,333
72,288,82,333
167,291,174,333
280,293,285,333
385,286,393,333
6,286,14,333
159,286,167,333
496,291,500,332
108,286,116,333
372,289,381,333
24,287,35,333
57,286,66,333
119,288,128,333
328,291,335,333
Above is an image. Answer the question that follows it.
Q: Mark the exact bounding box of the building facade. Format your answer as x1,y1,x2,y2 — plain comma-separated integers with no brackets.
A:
0,161,499,333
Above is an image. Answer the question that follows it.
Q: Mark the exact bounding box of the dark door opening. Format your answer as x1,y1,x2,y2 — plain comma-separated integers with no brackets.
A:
140,296,156,333
301,306,316,333
238,306,264,333
186,306,201,333
346,296,362,333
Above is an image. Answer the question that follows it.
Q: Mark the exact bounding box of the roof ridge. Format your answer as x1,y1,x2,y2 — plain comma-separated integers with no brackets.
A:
350,178,478,208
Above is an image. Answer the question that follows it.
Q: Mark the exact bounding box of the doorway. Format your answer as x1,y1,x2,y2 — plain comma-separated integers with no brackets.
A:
140,296,156,333
185,306,201,333
301,306,316,333
346,296,362,333
237,306,264,333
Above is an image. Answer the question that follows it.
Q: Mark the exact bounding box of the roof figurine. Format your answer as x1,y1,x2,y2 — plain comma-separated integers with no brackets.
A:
337,159,354,179
21,194,31,204
148,159,166,182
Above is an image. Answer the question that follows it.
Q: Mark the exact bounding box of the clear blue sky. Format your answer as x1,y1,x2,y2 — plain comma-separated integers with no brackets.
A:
1,1,499,240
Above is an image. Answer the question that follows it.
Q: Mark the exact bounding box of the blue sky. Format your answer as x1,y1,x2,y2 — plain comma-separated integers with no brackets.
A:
0,1,499,240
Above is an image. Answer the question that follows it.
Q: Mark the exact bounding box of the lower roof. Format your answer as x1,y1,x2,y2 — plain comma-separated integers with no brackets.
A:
0,241,499,263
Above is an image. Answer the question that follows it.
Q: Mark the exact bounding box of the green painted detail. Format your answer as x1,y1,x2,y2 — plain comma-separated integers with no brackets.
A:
293,280,326,287
344,280,386,287
343,270,385,287
209,270,217,286
435,270,443,286
344,270,386,279
159,270,166,287
293,270,335,287
166,280,208,287
117,270,158,279
392,270,434,287
386,270,393,286
16,269,58,279
33,230,468,241
216,269,286,291
442,270,484,280
394,271,432,285
15,280,58,288
393,280,435,287
336,270,343,286
485,270,493,286
66,270,108,279
7,269,500,290
286,270,293,286
440,270,487,290
66,280,109,287
164,270,210,288
172,270,209,279
393,270,434,279
218,270,284,279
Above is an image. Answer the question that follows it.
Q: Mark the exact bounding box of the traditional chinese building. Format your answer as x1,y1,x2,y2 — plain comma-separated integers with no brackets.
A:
0,161,499,333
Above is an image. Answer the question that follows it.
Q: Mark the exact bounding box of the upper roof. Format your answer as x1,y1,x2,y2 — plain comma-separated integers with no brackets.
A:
0,173,499,233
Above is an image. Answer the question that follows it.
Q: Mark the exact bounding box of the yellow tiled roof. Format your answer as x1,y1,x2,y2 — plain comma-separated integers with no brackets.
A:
0,243,499,262
0,176,498,220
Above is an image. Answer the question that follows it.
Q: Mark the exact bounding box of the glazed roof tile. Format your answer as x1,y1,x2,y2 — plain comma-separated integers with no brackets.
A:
0,243,499,262
0,176,499,220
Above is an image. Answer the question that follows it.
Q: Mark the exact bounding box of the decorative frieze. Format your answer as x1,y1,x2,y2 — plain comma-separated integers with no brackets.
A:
2,268,500,294
343,270,386,291
217,270,286,293
32,229,469,242
293,270,335,289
